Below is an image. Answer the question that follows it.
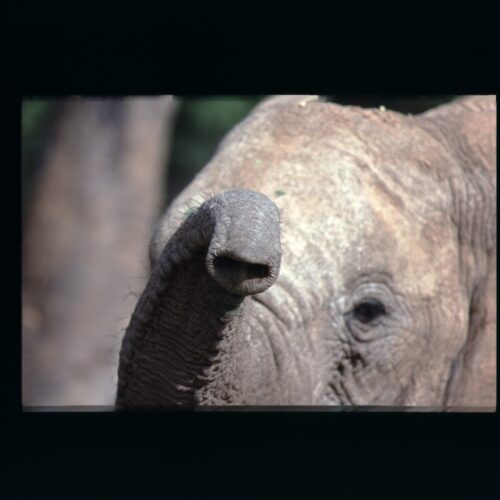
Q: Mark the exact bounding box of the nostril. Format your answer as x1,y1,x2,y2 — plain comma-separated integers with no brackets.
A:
213,256,270,281
246,263,270,279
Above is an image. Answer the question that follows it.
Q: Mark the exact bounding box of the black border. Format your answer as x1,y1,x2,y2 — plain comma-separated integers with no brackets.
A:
3,10,498,498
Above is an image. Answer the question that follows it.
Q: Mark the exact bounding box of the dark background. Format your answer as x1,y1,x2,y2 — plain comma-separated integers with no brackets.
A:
5,8,497,495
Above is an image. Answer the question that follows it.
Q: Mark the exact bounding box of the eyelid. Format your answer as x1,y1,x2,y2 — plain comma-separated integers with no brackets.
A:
349,283,395,315
353,297,384,308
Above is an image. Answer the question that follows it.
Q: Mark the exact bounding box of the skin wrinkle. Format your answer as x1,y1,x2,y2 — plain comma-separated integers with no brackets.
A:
254,305,293,379
148,326,208,370
344,337,392,404
269,278,304,328
127,352,182,404
455,170,492,295
279,273,317,326
251,293,293,331
339,374,356,405
443,255,492,405
393,334,419,397
261,321,281,385
417,299,446,403
251,296,317,403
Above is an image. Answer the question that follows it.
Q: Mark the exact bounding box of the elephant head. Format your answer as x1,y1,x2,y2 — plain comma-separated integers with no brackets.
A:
116,95,496,408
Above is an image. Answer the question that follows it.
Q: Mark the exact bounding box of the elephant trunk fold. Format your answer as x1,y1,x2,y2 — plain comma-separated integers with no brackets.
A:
116,189,281,407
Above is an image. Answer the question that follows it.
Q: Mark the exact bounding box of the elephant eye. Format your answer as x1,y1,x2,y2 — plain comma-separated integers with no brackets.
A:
352,299,386,324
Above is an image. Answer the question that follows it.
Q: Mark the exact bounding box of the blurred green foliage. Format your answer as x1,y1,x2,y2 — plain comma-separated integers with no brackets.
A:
22,99,54,211
22,100,53,144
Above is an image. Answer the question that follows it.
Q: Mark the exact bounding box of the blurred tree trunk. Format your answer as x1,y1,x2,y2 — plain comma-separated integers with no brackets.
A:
22,97,178,406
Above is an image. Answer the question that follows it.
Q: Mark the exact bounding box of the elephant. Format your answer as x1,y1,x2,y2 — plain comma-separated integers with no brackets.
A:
116,95,496,408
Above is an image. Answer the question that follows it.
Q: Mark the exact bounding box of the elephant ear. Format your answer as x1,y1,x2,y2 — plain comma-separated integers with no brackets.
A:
420,96,496,409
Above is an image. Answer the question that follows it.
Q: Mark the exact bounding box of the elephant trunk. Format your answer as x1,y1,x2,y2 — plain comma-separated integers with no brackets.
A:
116,189,281,407
205,190,281,296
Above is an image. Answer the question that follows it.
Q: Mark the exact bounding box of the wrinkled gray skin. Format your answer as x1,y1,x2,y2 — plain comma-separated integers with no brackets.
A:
116,95,496,408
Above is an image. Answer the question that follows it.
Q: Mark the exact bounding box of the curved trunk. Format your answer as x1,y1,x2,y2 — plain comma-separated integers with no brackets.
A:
116,190,281,407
